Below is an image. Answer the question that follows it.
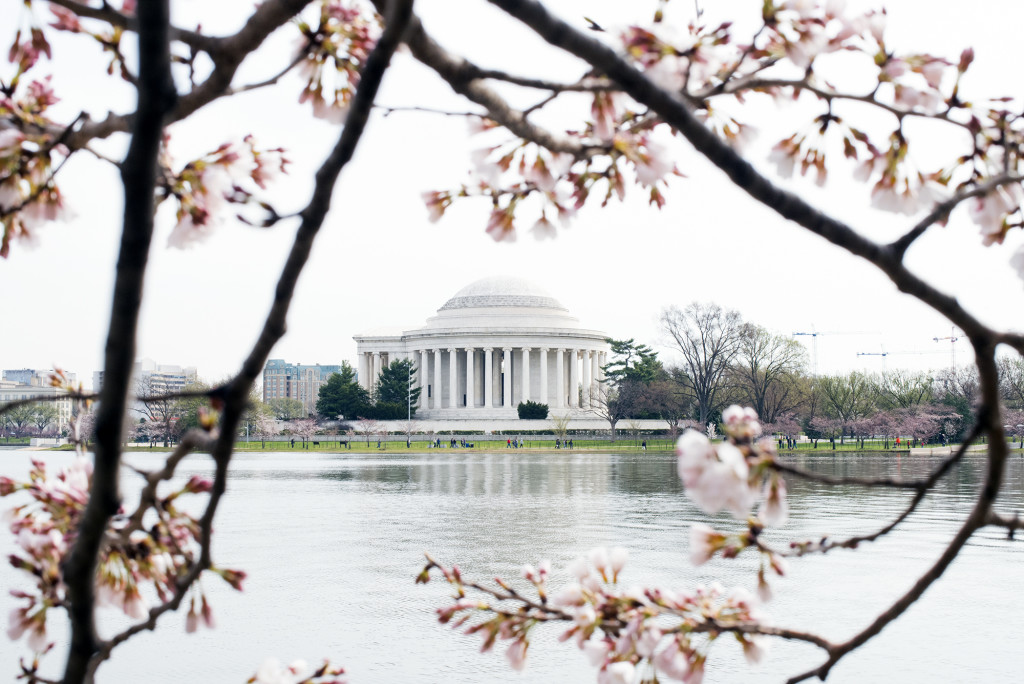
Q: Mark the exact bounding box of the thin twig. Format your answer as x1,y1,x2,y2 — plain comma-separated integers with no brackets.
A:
0,391,97,416
890,174,1024,258
229,53,307,95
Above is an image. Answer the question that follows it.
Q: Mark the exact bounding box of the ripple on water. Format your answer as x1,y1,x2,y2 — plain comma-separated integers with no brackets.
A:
0,450,1021,683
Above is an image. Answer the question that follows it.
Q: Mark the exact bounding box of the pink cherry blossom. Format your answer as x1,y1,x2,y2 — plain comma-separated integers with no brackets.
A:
601,660,635,684
688,523,725,566
759,476,789,526
529,214,557,241
505,638,528,670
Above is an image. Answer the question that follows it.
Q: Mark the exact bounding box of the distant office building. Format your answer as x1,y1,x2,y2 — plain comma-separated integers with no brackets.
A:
132,359,198,394
3,368,78,386
0,382,74,432
263,360,345,416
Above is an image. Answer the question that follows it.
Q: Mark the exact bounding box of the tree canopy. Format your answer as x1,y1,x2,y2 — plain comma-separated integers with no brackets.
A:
316,363,369,420
375,358,421,412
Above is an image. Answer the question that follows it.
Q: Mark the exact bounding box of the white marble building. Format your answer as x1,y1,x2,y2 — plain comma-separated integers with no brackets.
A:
353,277,611,419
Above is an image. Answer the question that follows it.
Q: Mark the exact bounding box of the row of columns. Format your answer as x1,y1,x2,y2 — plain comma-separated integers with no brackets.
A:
400,347,607,411
358,347,607,411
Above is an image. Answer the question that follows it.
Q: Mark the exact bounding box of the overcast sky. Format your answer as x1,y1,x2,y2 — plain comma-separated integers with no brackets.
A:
1,0,1022,388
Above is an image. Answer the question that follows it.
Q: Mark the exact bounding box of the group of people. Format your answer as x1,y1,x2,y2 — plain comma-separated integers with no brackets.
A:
554,438,574,449
427,437,474,448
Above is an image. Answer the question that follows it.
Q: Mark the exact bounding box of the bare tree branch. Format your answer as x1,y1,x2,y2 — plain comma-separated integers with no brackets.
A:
391,6,591,157
0,391,97,416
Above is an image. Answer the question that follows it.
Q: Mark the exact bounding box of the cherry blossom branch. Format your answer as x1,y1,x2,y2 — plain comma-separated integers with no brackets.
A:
696,620,832,651
0,390,97,415
64,0,317,150
481,4,1015,681
787,345,1008,683
133,386,226,404
890,173,1024,258
770,426,977,490
770,462,922,489
486,0,1001,354
121,429,215,535
228,53,308,96
471,68,615,93
0,112,86,219
46,0,216,53
96,7,417,672
770,424,983,558
375,104,484,118
392,7,591,157
716,77,966,127
61,1,176,681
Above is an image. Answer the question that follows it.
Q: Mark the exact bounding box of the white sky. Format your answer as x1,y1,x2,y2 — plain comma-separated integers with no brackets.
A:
1,0,1022,388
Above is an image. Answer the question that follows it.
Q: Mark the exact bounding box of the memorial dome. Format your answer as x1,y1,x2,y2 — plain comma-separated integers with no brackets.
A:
439,276,567,312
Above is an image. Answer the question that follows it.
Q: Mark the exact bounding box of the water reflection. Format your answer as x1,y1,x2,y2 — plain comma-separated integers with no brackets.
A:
0,450,1021,683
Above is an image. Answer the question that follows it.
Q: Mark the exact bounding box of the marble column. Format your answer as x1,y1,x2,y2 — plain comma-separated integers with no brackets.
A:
582,350,592,408
569,349,579,408
555,348,565,407
433,349,442,411
358,352,369,390
419,349,429,408
502,347,512,408
483,347,493,408
448,348,458,408
465,347,475,408
521,347,531,403
591,350,600,407
539,348,548,407
372,352,381,397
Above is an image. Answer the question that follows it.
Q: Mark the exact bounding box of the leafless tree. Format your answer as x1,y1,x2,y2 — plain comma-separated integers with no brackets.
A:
661,302,745,426
998,357,1024,408
731,325,808,423
132,375,182,447
872,369,936,410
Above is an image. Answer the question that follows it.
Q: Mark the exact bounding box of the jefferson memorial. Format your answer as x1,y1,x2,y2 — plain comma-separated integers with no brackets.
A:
353,277,611,420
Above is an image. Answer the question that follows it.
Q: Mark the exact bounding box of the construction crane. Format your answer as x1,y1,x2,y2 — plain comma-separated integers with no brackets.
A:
793,327,877,376
856,347,939,373
933,327,961,371
856,350,890,372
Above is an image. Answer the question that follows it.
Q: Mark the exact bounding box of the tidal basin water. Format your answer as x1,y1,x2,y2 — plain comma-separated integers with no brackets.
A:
2,448,1023,683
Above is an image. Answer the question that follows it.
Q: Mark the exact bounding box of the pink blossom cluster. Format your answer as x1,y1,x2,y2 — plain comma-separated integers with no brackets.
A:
422,549,772,683
164,135,289,248
294,0,382,123
248,658,346,684
3,459,246,655
424,98,679,242
676,405,788,526
0,77,68,258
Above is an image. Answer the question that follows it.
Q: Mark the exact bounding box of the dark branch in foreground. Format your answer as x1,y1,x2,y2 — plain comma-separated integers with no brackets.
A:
61,1,177,682
765,425,984,558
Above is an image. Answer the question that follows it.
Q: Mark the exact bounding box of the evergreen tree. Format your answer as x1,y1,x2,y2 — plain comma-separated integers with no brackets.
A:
375,359,421,415
602,338,663,385
316,363,370,419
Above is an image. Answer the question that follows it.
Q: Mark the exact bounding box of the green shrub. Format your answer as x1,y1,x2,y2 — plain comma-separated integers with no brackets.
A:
517,401,549,419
